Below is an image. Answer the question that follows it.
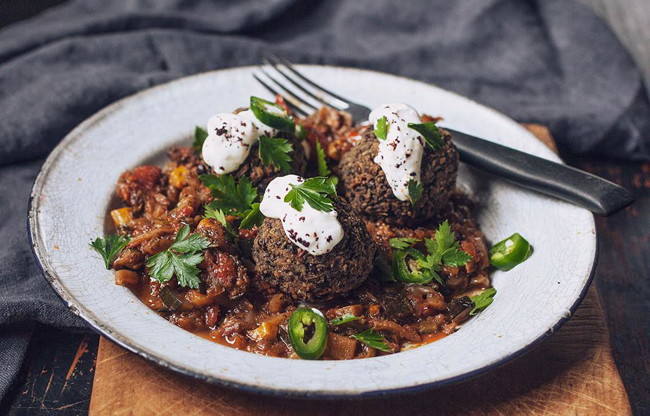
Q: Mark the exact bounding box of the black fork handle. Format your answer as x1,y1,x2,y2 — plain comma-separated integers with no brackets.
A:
448,129,634,216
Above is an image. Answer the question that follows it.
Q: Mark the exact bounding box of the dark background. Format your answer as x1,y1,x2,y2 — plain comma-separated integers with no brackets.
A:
0,1,648,414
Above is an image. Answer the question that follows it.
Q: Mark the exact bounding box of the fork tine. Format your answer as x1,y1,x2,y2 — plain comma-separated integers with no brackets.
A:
264,58,347,111
252,73,313,117
270,55,351,107
259,66,324,111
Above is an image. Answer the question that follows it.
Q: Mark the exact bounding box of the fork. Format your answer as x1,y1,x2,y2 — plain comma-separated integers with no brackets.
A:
253,56,634,216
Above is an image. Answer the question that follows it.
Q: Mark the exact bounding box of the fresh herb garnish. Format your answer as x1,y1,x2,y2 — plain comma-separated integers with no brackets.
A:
203,204,237,238
146,225,210,289
374,116,389,140
284,176,338,212
422,220,472,269
239,203,264,229
408,121,444,150
258,136,293,173
315,141,331,177
352,329,392,353
389,237,421,250
470,288,497,315
192,126,209,153
201,174,265,230
389,220,471,285
200,174,257,216
315,141,339,186
330,314,361,326
90,234,130,269
407,179,423,205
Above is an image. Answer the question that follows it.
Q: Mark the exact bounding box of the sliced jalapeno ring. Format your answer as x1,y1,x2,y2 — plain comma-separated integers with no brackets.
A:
288,307,328,359
250,96,296,133
489,233,533,271
392,248,434,284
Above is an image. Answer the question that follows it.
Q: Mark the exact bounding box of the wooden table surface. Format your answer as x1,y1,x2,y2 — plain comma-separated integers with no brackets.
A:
1,1,649,415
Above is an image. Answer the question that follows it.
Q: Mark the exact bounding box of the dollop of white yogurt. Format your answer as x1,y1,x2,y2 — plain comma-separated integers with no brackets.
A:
260,175,344,256
201,110,277,174
369,103,425,201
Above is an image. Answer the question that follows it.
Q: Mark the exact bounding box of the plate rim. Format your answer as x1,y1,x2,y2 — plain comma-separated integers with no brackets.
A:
28,64,597,398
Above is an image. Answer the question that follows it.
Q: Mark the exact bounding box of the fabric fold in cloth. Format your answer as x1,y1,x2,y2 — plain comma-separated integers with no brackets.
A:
1,0,649,401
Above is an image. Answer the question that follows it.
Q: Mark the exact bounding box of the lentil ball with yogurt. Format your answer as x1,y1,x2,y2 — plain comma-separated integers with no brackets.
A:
253,175,377,301
338,103,459,226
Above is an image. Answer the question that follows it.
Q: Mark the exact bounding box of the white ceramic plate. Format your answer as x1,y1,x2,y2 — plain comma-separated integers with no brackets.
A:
29,65,596,397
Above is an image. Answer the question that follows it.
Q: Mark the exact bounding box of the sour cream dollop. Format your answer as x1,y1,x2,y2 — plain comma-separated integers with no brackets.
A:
369,103,425,201
259,175,344,256
201,110,277,174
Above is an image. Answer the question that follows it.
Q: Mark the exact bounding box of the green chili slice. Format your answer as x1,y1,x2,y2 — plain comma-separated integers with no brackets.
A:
392,248,434,284
288,307,328,359
250,96,295,133
489,233,533,271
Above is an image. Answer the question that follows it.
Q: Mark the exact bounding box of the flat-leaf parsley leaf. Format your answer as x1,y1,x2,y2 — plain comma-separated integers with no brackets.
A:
352,329,392,353
374,116,389,140
284,177,338,212
258,136,292,173
203,205,237,238
146,225,210,289
90,234,130,269
389,237,421,250
470,287,497,315
200,174,257,216
389,220,471,285
239,203,264,229
408,121,444,150
192,126,208,153
407,179,423,205
330,314,361,326
315,141,331,177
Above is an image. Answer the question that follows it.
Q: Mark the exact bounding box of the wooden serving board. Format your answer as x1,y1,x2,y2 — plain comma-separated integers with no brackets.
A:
88,126,631,416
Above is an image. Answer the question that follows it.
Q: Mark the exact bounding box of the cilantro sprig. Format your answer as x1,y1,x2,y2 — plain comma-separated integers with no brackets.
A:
192,126,208,153
330,314,361,326
146,225,210,289
352,329,392,353
90,234,130,269
470,288,497,315
408,121,444,150
284,176,338,212
374,116,389,140
258,136,292,173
